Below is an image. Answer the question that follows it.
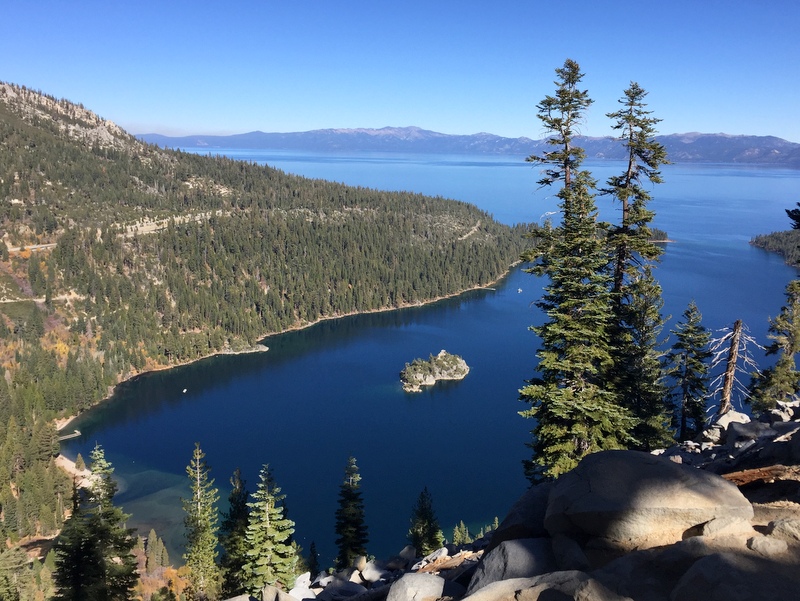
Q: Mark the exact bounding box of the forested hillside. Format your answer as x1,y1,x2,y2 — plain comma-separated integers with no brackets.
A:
0,82,527,558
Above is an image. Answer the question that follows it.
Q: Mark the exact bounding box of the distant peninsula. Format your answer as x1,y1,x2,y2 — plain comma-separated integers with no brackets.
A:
139,127,800,167
400,350,470,393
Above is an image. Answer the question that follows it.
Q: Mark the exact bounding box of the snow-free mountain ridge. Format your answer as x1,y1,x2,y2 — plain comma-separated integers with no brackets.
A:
139,126,800,167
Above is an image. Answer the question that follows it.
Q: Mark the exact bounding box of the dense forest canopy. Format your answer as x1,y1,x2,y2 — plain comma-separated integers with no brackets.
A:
0,82,528,568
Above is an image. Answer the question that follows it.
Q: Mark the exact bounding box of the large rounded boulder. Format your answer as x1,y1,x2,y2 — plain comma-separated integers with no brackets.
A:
544,450,753,550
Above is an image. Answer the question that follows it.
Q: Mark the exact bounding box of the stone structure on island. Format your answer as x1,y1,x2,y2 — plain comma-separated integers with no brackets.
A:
400,350,469,392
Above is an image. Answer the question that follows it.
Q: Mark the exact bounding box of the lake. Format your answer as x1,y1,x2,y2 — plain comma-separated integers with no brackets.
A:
62,151,800,565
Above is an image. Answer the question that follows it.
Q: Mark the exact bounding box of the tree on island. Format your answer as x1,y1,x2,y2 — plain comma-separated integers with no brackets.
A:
334,457,369,569
664,301,712,441
520,59,635,482
242,464,297,594
182,443,221,600
53,445,138,601
407,487,444,556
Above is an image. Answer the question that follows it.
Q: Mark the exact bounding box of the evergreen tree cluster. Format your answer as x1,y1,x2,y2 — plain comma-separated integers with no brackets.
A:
520,60,800,482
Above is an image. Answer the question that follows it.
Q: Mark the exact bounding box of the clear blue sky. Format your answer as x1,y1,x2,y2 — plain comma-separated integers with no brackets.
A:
3,0,799,141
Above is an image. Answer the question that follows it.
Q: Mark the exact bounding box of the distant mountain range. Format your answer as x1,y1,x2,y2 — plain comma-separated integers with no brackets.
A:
138,126,800,167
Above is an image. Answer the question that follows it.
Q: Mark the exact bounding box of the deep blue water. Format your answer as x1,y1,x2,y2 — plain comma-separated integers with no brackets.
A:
62,151,800,565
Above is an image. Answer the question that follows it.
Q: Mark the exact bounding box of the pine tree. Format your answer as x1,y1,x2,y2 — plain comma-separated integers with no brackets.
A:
601,83,671,449
602,82,667,300
451,521,472,546
182,443,220,600
53,446,138,600
242,465,297,594
219,468,250,598
407,487,444,556
520,59,635,482
750,279,800,413
664,302,712,440
306,542,320,577
611,268,672,449
333,456,368,569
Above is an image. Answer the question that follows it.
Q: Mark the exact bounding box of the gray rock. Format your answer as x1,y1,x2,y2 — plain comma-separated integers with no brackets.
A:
713,409,751,429
360,561,392,584
699,516,754,538
700,425,723,444
544,450,753,550
484,482,553,554
315,579,367,601
353,555,368,572
768,518,800,542
385,545,417,570
725,420,777,450
462,571,631,601
387,573,463,601
551,534,590,572
288,585,317,601
671,552,800,601
466,538,557,595
592,536,742,601
747,535,789,557
260,585,297,601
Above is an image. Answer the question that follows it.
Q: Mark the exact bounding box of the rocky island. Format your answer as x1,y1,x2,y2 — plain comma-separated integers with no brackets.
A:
400,350,469,392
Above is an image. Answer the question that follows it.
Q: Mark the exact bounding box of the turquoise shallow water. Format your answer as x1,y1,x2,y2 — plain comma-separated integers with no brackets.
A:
63,153,800,564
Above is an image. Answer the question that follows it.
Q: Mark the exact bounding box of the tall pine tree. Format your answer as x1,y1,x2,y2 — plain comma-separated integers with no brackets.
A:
242,464,297,594
664,302,712,440
333,456,368,569
53,445,138,601
182,443,220,600
407,487,444,556
602,83,671,449
520,59,635,482
219,468,250,598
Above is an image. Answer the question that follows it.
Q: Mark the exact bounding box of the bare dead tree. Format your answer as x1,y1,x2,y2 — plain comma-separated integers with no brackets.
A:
709,320,762,414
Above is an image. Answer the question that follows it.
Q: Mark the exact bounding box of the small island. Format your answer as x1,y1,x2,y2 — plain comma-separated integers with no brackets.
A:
400,350,470,393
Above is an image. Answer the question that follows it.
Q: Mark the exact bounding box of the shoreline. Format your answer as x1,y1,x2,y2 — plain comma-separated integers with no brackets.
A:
53,264,518,436
54,454,93,488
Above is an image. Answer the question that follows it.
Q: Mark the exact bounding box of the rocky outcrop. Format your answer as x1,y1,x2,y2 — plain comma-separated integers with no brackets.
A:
400,350,469,392
230,405,800,601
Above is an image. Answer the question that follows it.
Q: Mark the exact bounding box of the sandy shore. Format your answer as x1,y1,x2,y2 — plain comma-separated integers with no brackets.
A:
54,454,93,488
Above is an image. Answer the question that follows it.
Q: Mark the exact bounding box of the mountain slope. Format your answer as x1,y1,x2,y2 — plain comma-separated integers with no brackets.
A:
0,83,529,560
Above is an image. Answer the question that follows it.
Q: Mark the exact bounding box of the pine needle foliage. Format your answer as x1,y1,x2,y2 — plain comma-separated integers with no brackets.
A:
407,487,444,556
219,468,250,598
242,464,297,594
750,279,800,413
601,83,672,449
334,457,369,569
664,302,712,440
181,443,220,600
53,445,138,601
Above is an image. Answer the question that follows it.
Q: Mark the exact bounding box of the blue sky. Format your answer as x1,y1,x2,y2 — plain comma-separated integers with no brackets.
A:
3,0,799,141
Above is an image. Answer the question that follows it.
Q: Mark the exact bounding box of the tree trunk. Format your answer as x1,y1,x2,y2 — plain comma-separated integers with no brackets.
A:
719,319,742,414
